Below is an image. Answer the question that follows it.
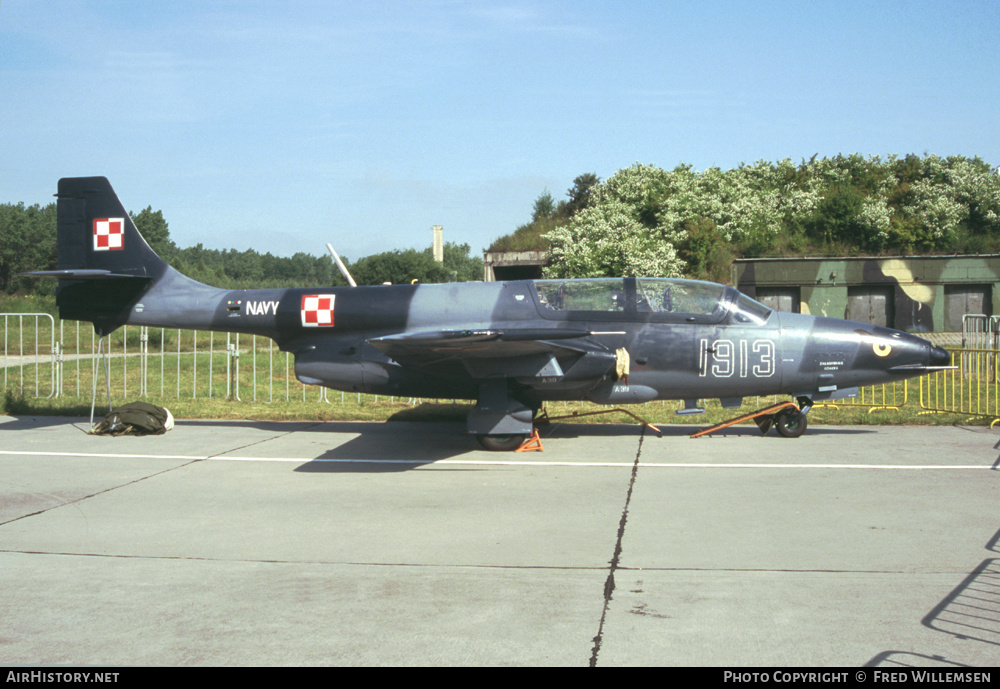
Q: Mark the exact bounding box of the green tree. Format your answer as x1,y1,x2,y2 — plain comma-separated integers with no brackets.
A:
346,242,483,285
559,173,600,218
677,217,733,283
0,202,57,293
223,248,265,283
807,184,866,247
350,248,444,285
532,189,556,222
438,242,484,282
130,207,176,260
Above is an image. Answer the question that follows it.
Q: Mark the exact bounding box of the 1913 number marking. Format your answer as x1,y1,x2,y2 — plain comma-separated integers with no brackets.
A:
699,338,775,378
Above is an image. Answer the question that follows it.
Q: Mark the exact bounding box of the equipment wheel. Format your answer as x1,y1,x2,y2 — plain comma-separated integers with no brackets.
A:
476,434,529,452
774,410,807,438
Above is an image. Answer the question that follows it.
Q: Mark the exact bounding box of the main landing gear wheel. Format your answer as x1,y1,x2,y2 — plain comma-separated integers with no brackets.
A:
774,409,807,438
476,434,529,452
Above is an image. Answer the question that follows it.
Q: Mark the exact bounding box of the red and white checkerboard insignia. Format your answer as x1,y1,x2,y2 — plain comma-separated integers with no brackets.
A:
300,294,335,327
93,218,125,251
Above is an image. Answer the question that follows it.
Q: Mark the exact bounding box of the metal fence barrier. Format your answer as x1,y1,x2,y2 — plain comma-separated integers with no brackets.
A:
3,315,1000,426
0,318,336,405
0,317,438,411
920,348,1000,425
814,380,909,412
963,314,1000,350
803,347,1000,425
2,313,58,398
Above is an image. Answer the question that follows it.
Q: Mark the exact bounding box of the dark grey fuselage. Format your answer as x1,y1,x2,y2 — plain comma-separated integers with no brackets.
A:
30,177,950,443
113,271,945,410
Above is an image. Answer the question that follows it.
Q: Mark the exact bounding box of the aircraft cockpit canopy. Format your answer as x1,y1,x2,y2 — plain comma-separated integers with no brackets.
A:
729,292,773,325
532,277,773,325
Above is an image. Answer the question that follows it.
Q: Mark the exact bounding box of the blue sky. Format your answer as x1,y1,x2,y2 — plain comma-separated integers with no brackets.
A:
2,0,998,262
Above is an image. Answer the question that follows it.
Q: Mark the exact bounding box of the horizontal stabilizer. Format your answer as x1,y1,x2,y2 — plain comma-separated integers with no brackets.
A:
18,269,151,280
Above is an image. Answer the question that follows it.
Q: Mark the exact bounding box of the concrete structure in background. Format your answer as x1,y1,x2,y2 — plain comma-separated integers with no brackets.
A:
432,225,443,263
483,250,548,281
733,255,1000,344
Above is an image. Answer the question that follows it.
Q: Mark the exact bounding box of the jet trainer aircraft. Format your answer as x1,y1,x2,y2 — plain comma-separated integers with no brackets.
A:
26,177,951,450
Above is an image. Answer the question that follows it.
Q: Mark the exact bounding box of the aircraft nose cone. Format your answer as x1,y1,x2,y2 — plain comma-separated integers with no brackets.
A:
930,345,951,366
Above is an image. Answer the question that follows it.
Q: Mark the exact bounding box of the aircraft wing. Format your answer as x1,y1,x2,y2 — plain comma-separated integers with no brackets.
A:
367,328,622,381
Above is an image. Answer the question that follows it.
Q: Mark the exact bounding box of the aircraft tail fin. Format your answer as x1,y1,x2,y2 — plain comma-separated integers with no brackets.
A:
22,177,219,334
53,177,170,279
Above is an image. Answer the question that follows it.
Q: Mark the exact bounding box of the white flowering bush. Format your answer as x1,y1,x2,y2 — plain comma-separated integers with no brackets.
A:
859,195,893,248
539,154,1000,278
942,156,1000,235
543,199,684,278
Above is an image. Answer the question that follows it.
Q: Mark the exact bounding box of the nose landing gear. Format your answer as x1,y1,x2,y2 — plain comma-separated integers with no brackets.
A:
691,397,812,438
773,407,808,438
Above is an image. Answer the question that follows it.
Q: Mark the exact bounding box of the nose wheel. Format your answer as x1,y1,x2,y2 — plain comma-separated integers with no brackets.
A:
691,399,811,438
774,408,808,438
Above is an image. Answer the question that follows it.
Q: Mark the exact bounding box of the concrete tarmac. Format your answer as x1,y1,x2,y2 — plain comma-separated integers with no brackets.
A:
1,414,998,667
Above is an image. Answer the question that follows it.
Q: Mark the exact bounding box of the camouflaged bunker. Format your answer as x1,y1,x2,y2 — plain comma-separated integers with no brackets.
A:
732,255,1000,342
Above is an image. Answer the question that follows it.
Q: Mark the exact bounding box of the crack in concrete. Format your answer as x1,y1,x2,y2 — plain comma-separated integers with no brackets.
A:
589,427,645,667
0,461,201,528
0,425,317,528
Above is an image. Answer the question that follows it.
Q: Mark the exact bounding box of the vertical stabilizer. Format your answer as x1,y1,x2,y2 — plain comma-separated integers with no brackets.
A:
23,177,224,335
55,177,169,279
